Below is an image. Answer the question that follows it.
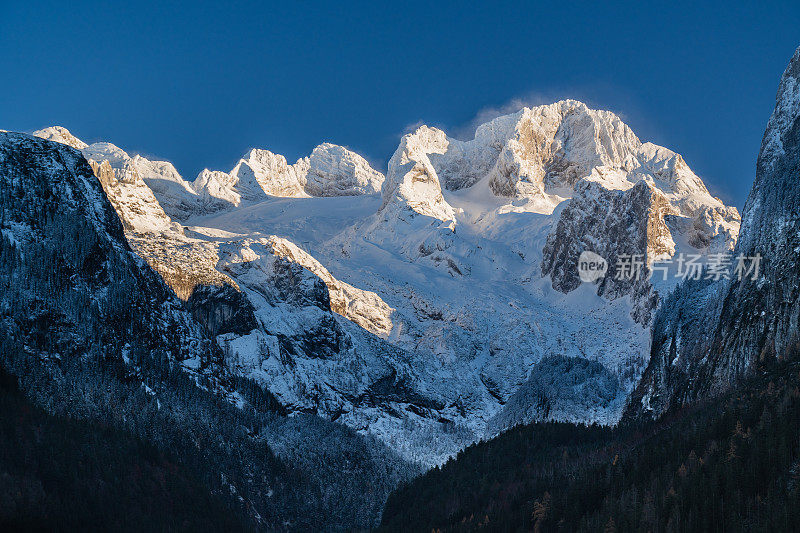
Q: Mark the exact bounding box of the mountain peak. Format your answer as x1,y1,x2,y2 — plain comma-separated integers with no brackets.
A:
759,45,800,173
381,124,454,222
303,142,385,196
32,126,88,150
230,148,307,199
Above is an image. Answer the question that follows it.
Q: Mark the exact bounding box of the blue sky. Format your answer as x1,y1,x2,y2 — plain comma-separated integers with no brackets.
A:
1,0,799,207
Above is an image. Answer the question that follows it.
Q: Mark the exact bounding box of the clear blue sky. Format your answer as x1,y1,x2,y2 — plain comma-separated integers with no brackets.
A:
2,1,799,207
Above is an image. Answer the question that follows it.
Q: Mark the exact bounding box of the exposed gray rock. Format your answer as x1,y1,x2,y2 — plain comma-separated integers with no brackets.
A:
542,180,672,324
627,46,800,420
0,132,221,370
186,284,259,336
711,46,800,377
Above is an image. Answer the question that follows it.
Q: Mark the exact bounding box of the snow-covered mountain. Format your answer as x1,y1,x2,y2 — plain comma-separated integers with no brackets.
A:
31,100,740,464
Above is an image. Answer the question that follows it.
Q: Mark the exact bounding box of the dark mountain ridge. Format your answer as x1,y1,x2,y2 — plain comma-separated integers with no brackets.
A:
0,132,414,530
627,45,800,419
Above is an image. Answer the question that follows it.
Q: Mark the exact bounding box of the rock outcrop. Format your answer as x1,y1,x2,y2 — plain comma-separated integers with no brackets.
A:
31,125,88,150
542,180,673,324
0,131,220,371
380,125,457,224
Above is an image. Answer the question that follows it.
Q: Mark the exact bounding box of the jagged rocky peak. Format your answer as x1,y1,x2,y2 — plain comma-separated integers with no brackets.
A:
193,168,241,210
31,125,88,150
471,100,640,199
79,138,195,204
80,152,181,234
390,100,643,208
194,143,385,210
626,45,800,420
33,127,386,218
32,129,202,221
380,100,738,218
532,103,740,322
231,148,308,199
82,141,135,169
364,99,739,321
129,155,198,219
302,142,385,196
454,100,734,213
633,142,741,236
381,125,456,224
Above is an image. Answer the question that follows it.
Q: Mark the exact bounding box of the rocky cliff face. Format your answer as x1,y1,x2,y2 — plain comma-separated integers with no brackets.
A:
534,112,739,323
186,283,259,336
0,131,222,374
475,102,641,201
80,147,234,300
542,180,673,324
628,46,800,419
711,47,800,376
77,140,202,222
263,236,394,336
380,125,457,224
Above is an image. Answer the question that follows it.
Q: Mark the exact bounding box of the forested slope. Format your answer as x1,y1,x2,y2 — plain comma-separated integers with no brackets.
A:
0,364,251,532
381,356,800,532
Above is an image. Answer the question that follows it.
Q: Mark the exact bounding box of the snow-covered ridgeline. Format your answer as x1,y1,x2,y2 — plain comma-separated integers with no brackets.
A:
31,100,740,465
35,126,386,219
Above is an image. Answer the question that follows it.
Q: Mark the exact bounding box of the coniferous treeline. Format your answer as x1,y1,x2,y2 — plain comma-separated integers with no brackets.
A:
0,329,415,530
381,356,800,532
0,364,250,532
